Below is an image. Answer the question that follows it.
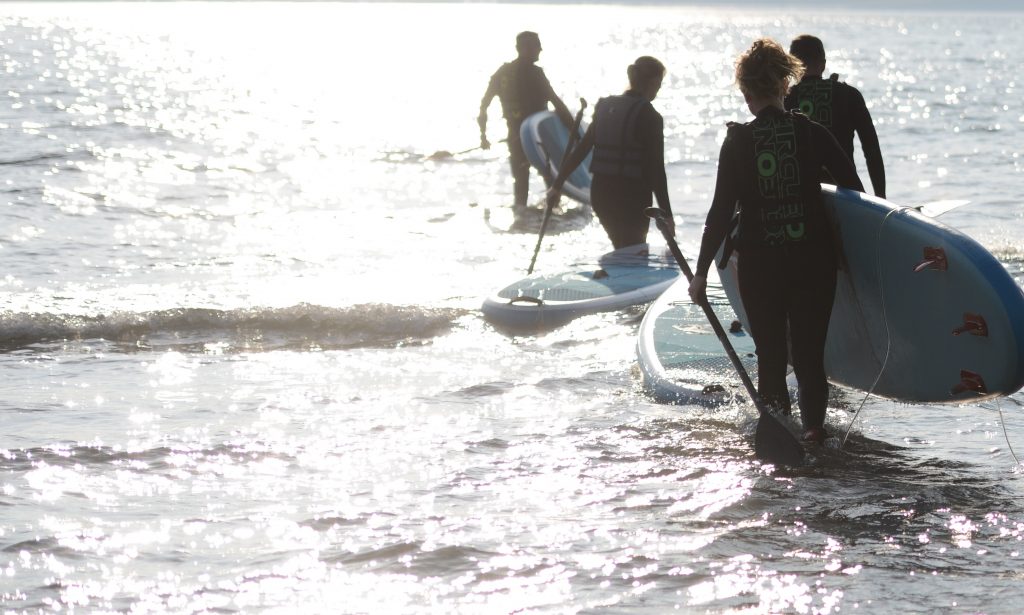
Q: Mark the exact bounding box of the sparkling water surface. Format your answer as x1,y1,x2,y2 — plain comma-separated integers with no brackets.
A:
1,2,1024,613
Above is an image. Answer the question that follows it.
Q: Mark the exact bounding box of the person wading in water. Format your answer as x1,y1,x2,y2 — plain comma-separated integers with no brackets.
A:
690,38,864,444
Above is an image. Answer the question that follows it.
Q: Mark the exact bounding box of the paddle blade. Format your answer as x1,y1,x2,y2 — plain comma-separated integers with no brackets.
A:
916,199,969,217
754,415,805,466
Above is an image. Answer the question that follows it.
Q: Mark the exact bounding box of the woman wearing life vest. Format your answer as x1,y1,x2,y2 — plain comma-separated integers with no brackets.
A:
689,38,864,444
547,56,674,248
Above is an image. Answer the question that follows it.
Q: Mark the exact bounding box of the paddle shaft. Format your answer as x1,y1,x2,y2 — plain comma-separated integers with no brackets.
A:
428,139,506,160
658,225,762,406
527,99,587,274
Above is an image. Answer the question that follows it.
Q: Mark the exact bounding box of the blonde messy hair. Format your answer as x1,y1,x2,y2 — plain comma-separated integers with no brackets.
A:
735,38,804,100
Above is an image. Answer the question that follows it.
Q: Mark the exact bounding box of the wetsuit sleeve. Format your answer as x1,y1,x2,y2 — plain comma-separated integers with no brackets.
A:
813,121,865,193
478,67,501,135
642,106,672,217
850,87,886,198
695,133,742,277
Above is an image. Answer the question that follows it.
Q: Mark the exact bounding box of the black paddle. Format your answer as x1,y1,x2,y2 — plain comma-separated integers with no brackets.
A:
426,146,481,160
646,207,805,467
527,98,587,274
426,139,507,161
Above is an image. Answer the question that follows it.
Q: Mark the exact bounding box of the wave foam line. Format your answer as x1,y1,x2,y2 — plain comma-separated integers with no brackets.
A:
0,303,466,350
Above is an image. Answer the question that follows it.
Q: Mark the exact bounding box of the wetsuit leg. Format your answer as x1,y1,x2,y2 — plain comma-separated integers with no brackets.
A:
785,255,837,430
736,250,792,414
507,124,530,207
591,175,651,249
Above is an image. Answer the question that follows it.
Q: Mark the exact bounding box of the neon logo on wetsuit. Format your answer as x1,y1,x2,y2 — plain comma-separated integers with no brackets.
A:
753,117,805,245
796,79,833,130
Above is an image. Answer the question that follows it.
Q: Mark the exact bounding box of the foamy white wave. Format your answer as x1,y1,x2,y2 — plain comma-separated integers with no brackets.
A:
0,304,466,350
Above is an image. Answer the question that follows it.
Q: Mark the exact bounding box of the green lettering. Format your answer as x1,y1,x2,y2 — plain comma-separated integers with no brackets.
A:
757,152,777,177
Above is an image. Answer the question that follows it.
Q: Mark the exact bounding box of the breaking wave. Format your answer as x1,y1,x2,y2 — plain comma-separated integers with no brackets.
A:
0,303,467,352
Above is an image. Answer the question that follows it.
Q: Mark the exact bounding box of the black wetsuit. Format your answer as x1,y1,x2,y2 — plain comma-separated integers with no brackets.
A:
695,107,863,430
785,75,886,198
484,60,562,205
587,91,672,248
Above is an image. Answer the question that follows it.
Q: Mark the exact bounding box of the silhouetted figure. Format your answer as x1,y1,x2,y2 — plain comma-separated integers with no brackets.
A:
786,34,886,198
479,31,573,208
548,56,673,248
690,39,864,445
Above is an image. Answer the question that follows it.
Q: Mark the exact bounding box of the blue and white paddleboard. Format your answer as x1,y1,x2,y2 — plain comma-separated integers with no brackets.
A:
482,243,678,332
636,274,762,406
520,110,591,205
717,185,1024,403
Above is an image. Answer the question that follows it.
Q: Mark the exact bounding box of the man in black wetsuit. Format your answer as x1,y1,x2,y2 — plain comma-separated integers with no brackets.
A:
547,56,673,248
478,31,573,208
786,34,886,199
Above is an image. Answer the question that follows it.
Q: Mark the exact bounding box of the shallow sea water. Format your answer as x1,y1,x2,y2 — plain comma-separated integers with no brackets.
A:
1,2,1024,613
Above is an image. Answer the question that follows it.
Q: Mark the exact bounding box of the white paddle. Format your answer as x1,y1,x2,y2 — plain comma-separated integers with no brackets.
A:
914,199,970,217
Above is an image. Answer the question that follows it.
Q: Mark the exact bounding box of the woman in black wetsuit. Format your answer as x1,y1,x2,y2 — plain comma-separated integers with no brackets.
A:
689,38,864,444
547,56,673,248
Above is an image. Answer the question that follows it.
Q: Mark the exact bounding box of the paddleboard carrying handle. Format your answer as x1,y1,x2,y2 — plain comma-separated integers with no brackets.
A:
510,294,544,305
913,246,948,272
951,369,988,395
952,313,988,337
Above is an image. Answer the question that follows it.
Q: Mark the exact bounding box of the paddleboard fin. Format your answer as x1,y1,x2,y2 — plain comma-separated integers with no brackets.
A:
913,247,948,272
952,313,988,337
952,370,988,395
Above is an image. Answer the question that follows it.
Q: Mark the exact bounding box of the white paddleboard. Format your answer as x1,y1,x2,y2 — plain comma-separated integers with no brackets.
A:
519,110,591,205
483,243,678,333
717,185,1024,403
636,273,764,406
